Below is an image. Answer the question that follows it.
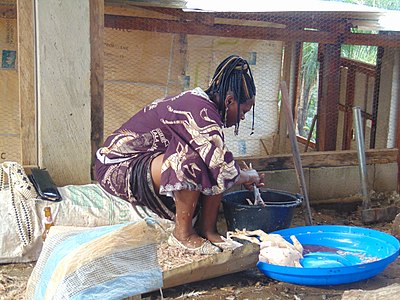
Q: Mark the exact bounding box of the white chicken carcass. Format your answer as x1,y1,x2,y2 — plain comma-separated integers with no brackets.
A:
227,229,304,267
258,235,303,267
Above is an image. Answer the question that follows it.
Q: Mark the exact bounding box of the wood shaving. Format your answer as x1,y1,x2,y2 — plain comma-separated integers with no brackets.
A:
0,273,27,300
157,241,209,272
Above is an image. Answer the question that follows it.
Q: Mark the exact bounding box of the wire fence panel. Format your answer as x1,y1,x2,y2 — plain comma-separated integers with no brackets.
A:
0,1,399,164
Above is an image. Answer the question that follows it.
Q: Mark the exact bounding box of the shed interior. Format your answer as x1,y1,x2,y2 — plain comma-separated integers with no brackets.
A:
0,0,399,202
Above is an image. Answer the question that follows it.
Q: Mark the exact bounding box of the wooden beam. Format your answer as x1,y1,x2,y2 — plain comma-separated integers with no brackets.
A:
90,0,104,180
162,243,259,289
210,11,384,33
108,7,390,37
316,43,341,151
237,148,398,171
342,64,356,150
104,15,335,43
340,57,375,76
343,31,400,48
17,0,37,166
104,14,400,47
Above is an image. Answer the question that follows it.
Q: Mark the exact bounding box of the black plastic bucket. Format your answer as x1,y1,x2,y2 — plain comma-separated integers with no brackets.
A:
222,189,303,233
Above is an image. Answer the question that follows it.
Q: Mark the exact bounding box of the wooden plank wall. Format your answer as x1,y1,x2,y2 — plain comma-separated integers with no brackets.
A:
0,10,19,162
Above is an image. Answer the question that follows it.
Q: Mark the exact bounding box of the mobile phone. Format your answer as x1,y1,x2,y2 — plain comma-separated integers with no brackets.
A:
29,168,62,202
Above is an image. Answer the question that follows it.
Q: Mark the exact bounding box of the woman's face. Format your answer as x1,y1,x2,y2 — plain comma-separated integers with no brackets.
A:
225,95,255,128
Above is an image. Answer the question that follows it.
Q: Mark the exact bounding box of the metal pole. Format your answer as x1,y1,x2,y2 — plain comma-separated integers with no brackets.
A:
353,106,370,210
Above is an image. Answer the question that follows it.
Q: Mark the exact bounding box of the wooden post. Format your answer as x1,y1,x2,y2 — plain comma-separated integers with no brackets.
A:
370,46,385,149
90,0,104,180
342,65,356,150
316,42,341,151
293,41,303,124
17,0,37,166
274,41,296,154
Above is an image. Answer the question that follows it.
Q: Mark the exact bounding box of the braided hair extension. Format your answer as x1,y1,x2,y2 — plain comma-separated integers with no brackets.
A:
204,55,256,135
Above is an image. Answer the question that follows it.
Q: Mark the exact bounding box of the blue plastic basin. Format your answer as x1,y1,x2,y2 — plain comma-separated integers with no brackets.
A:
256,225,400,286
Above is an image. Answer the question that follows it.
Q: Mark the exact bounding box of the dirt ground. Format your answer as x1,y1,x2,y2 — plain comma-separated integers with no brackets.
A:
1,191,400,300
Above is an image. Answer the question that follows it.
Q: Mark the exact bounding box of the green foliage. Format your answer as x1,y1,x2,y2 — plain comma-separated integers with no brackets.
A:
341,44,377,64
324,0,400,10
302,43,319,87
298,43,319,141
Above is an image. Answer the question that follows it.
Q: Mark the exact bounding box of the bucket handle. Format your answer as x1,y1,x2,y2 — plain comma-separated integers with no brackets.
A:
295,193,304,206
261,194,303,206
262,201,300,206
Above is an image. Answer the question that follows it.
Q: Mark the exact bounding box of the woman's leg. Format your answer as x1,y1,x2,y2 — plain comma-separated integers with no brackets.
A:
150,154,207,248
151,154,239,251
197,194,225,243
173,189,206,247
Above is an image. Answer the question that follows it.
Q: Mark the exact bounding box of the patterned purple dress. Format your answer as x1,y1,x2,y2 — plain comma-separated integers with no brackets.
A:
95,88,240,214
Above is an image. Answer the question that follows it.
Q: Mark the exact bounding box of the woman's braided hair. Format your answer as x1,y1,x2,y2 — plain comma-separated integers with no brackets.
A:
205,55,256,135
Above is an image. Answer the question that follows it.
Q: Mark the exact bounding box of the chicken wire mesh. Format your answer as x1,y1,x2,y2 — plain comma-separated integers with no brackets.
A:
103,2,400,158
0,0,399,165
104,24,281,157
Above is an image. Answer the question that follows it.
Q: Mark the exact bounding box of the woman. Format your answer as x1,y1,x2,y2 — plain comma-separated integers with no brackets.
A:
95,55,264,254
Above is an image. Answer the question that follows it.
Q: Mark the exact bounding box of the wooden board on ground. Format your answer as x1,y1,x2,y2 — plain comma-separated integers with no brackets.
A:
162,243,260,289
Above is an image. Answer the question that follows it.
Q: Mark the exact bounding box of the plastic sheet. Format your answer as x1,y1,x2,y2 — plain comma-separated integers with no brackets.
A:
25,219,163,300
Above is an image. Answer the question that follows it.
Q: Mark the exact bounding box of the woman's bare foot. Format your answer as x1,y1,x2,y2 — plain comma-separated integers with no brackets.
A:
172,231,206,248
198,230,224,243
168,231,221,255
197,229,243,251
